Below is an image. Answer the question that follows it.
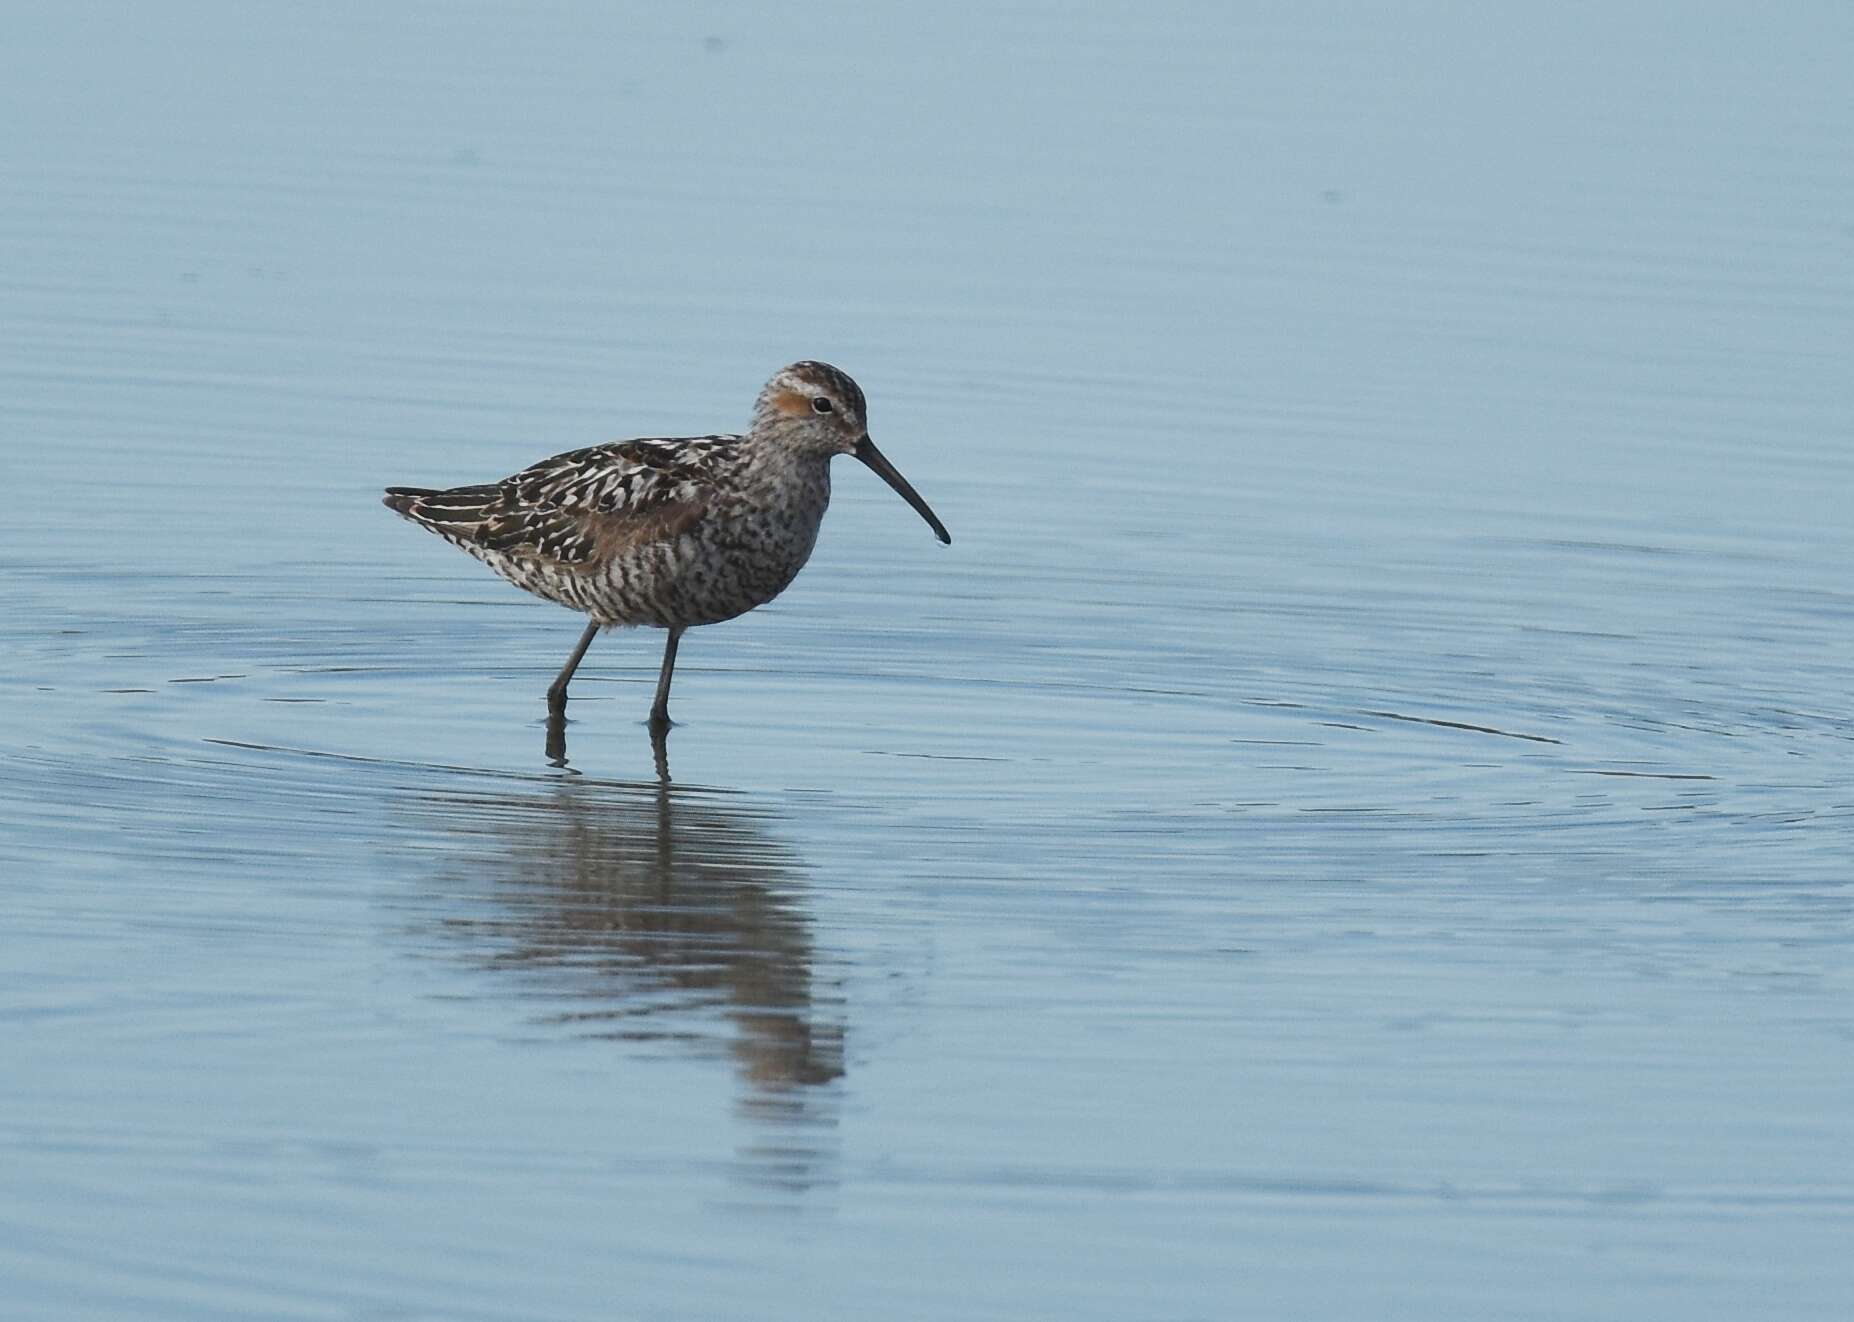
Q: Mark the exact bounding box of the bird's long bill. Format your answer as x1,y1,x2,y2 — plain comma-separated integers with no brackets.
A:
854,436,951,545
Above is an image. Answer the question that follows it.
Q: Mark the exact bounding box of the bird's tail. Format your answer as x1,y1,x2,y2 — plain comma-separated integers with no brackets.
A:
383,484,503,529
381,486,433,517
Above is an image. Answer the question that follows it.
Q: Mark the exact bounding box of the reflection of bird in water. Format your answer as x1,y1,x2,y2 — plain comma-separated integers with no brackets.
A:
406,774,843,1189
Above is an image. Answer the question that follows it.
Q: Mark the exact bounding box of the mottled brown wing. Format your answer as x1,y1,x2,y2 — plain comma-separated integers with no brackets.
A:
385,437,730,568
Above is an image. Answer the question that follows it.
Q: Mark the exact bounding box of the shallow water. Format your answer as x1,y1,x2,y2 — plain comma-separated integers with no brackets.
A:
4,3,1853,1318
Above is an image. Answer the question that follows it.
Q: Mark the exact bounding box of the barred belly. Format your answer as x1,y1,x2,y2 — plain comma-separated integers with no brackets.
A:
589,510,822,628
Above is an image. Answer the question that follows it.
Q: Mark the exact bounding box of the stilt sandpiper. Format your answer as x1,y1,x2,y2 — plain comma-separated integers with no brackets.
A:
383,361,949,735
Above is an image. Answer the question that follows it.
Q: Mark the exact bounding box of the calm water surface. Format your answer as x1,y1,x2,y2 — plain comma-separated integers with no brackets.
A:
3,3,1852,1318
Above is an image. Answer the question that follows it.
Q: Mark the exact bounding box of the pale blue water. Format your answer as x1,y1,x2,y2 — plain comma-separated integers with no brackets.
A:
3,3,1852,1318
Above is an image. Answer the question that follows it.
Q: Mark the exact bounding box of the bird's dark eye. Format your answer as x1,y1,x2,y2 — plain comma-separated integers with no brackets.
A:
811,396,834,415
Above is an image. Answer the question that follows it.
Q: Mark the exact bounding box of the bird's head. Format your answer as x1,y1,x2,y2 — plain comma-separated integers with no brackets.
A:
751,360,869,455
751,361,950,544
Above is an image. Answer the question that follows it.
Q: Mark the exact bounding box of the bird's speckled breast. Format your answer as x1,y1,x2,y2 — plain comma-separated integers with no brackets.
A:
596,454,833,628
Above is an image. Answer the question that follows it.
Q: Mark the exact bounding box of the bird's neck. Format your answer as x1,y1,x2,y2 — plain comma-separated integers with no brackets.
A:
742,434,830,476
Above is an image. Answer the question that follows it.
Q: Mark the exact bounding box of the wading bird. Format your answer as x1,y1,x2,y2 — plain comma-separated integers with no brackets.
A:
384,361,949,741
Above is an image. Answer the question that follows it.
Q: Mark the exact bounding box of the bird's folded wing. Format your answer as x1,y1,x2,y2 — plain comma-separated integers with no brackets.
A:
388,438,729,567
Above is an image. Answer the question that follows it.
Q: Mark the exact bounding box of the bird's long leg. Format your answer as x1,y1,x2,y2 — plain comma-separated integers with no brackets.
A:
649,627,684,732
547,619,603,714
